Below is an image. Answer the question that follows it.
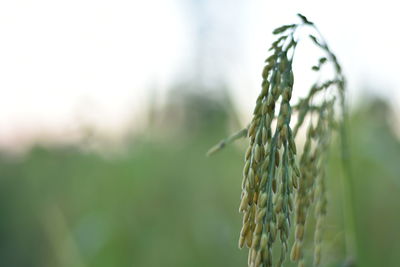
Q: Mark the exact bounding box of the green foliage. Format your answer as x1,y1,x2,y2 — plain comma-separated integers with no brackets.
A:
0,92,399,267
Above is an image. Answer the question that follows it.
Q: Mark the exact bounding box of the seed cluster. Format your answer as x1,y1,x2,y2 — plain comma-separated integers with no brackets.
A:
238,24,299,267
236,14,345,267
290,100,335,267
207,13,345,267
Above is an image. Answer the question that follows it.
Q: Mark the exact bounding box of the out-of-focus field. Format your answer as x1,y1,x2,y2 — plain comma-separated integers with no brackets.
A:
0,92,399,267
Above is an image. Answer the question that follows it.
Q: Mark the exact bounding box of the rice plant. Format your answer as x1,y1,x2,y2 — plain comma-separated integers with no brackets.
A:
208,14,352,267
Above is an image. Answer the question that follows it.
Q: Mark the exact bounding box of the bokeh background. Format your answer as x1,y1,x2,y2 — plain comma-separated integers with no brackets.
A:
1,1,400,267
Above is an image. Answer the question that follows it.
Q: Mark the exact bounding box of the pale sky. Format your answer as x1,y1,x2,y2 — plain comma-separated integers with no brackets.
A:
0,0,399,151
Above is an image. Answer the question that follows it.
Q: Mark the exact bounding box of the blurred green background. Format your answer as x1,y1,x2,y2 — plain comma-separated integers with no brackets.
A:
1,89,399,267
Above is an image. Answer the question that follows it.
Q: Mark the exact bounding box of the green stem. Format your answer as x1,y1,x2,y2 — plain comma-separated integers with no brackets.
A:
206,127,248,156
339,92,358,263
